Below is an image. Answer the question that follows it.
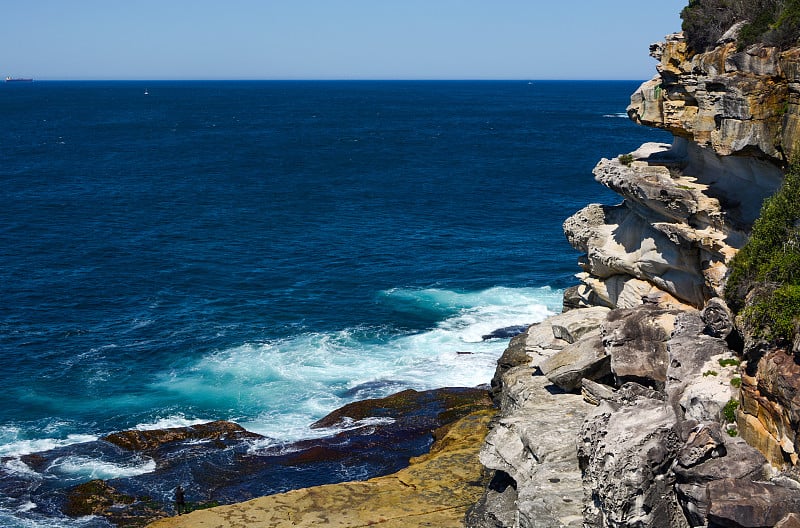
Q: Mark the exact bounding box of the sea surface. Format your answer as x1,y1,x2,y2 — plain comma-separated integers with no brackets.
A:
0,80,668,526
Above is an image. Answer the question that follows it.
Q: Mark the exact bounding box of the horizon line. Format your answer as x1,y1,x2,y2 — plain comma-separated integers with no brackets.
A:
6,78,649,83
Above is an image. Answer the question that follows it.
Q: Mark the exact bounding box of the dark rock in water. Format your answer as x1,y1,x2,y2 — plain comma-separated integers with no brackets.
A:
481,325,528,341
103,420,263,452
311,387,492,429
64,479,168,526
20,387,492,527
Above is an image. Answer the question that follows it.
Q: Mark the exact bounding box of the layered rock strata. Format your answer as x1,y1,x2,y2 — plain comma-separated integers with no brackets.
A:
470,29,800,528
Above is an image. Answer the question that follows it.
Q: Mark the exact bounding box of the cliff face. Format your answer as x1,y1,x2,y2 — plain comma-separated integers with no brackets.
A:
468,31,800,528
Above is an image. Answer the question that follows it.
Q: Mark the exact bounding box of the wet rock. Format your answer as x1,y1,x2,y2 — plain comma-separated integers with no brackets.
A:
481,325,529,341
11,387,493,527
148,409,496,528
65,479,167,527
103,420,263,452
311,387,492,429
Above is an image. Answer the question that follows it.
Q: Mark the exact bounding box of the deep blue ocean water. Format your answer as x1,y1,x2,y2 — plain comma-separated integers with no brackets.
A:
0,80,668,526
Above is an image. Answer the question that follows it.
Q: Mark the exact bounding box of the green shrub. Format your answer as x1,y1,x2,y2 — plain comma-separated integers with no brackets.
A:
681,0,800,52
723,398,740,422
731,377,743,388
718,358,741,367
703,370,719,376
725,157,800,342
618,153,634,166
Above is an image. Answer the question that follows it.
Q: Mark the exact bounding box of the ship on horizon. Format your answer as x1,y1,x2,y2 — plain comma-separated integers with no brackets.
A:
5,77,33,82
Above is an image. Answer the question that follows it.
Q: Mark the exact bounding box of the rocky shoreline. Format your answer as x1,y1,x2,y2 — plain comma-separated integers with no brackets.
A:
143,28,800,528
17,25,800,528
467,30,800,528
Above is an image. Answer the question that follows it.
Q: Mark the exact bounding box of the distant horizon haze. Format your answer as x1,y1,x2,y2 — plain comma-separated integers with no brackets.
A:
2,0,687,81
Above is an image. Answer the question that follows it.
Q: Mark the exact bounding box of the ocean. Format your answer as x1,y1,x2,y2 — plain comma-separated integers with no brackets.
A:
0,80,668,526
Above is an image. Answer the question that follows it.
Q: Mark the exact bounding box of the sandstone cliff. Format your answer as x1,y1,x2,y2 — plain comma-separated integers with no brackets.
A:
469,29,800,528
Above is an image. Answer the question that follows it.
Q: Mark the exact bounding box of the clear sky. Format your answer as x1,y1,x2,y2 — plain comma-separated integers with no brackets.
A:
1,0,688,81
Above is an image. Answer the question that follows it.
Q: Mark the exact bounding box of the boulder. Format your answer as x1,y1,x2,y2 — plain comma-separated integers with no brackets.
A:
673,426,769,526
666,310,740,421
540,330,610,391
602,306,679,388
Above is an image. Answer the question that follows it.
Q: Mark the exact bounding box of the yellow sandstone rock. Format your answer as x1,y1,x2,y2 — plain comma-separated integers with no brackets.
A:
147,409,495,528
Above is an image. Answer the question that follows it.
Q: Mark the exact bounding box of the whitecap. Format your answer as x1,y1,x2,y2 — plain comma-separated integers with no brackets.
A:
133,414,211,431
153,285,561,443
46,455,156,481
0,434,98,458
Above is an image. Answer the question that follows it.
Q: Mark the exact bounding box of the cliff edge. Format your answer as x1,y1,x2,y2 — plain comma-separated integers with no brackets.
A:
468,28,800,528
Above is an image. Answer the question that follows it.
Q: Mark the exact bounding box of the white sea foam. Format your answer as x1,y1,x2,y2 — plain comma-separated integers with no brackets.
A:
603,112,629,118
0,431,98,458
154,286,561,442
47,455,156,481
134,414,211,431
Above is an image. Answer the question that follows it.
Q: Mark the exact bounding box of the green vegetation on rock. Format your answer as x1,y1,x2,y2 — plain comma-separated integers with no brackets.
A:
723,398,740,422
725,158,800,343
681,0,800,52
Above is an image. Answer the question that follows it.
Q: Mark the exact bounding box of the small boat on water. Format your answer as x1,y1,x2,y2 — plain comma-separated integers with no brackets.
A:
5,77,33,83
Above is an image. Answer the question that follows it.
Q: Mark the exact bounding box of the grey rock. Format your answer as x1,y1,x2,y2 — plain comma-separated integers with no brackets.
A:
465,471,518,528
666,311,738,420
540,330,610,391
479,370,591,528
489,332,530,404
552,324,576,344
701,297,735,339
602,306,679,388
581,378,616,405
578,393,687,528
707,478,800,528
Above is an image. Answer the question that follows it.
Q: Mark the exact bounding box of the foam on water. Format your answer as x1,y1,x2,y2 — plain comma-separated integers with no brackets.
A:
155,286,561,440
133,414,212,431
0,427,98,458
46,455,156,482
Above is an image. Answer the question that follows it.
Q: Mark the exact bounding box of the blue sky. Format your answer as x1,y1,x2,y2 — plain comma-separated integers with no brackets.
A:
2,0,687,80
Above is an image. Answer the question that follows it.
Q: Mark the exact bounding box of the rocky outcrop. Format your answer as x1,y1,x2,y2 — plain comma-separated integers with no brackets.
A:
471,27,800,528
629,33,800,163
147,409,495,528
